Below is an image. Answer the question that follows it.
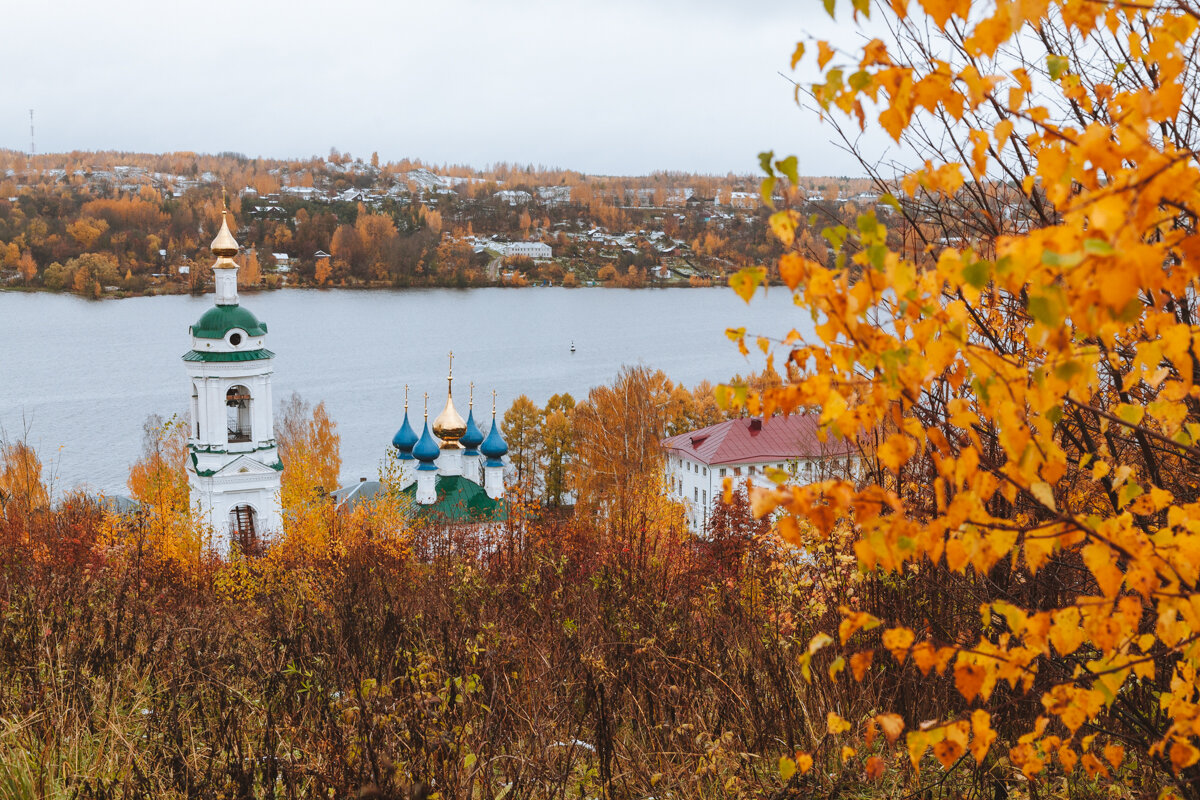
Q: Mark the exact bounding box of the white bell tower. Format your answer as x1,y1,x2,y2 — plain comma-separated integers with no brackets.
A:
184,206,282,552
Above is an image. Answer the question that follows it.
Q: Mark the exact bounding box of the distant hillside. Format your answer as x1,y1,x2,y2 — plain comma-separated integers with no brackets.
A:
0,149,882,296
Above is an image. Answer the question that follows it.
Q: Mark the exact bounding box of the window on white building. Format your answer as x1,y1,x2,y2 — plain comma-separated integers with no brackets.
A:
694,488,698,501
226,385,252,443
720,468,726,477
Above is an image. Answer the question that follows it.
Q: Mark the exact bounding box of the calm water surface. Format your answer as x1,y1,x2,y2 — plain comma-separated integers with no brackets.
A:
0,287,810,494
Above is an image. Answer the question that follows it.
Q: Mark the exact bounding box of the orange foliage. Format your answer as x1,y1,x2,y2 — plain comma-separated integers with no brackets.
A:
1,439,50,537
240,250,261,288
275,393,342,562
572,366,674,524
81,197,167,231
742,0,1200,791
112,415,204,566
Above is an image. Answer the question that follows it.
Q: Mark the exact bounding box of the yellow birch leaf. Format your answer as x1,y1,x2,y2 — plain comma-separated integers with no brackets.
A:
839,610,881,644
883,626,916,664
818,41,835,70
1050,607,1085,656
970,710,996,764
776,514,803,546
779,252,808,291
1170,740,1200,771
1081,752,1109,778
1082,542,1124,598
954,662,987,702
907,730,929,770
995,118,1014,151
1030,481,1057,512
878,434,917,471
934,727,966,768
1024,533,1056,573
877,713,905,744
851,650,874,681
769,210,798,247
790,42,806,69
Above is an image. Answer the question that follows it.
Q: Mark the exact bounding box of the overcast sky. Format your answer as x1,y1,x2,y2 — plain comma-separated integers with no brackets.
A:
2,0,888,176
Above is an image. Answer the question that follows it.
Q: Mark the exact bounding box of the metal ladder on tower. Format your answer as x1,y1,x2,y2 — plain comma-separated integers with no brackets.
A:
234,506,257,554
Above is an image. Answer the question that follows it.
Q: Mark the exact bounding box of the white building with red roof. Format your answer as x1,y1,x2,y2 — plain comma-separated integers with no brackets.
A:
661,415,860,535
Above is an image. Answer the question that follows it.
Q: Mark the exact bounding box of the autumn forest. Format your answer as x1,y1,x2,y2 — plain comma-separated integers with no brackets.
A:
7,0,1200,798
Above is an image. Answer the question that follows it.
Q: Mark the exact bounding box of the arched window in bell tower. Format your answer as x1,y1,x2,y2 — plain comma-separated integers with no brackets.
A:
226,385,252,443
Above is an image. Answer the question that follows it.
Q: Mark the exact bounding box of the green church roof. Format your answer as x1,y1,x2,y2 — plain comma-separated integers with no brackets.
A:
182,348,275,362
399,475,507,523
191,305,268,339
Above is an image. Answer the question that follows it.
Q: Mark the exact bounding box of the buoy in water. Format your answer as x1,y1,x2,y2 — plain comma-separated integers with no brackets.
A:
570,341,576,353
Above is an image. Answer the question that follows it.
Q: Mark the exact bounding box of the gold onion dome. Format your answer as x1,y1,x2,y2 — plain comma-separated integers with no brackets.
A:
211,210,240,257
432,354,467,447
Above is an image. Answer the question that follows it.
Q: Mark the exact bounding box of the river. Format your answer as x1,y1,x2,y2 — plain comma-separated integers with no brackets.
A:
0,287,809,494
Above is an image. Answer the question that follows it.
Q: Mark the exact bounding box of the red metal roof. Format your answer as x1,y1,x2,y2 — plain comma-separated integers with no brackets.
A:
661,415,855,465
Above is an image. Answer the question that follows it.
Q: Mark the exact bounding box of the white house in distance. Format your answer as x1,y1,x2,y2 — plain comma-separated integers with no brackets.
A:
183,210,283,552
661,415,860,535
500,241,553,260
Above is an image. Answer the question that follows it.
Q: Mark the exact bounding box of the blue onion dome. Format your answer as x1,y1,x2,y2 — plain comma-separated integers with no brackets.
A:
480,418,508,465
413,419,441,470
461,409,484,453
392,409,418,459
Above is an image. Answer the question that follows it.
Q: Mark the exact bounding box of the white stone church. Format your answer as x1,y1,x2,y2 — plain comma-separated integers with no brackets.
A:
183,210,509,551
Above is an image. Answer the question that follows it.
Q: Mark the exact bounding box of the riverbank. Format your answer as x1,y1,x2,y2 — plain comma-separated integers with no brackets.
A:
1,272,717,300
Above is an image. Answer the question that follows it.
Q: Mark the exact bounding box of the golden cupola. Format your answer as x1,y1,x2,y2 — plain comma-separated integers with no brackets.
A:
211,209,240,258
209,199,242,307
432,352,467,449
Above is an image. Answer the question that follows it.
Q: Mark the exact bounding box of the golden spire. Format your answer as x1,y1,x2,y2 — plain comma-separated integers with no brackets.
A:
404,384,409,413
424,392,429,420
432,351,467,447
492,389,497,416
210,201,239,258
469,382,475,409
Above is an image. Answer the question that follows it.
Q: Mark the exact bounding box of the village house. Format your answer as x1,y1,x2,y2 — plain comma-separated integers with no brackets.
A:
661,414,861,535
501,241,552,260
